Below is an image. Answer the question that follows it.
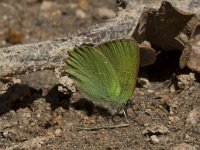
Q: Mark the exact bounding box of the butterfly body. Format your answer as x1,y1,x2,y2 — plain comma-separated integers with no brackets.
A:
67,39,139,112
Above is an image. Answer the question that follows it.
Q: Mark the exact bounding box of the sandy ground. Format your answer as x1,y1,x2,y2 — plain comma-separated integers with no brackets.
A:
0,0,199,150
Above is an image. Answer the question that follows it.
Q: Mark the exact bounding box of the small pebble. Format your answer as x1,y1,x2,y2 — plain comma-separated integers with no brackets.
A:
54,129,62,137
37,114,41,118
177,73,195,89
150,135,160,144
186,108,200,126
170,84,176,93
147,89,154,93
40,1,54,11
145,109,153,115
138,77,151,88
168,116,180,125
78,0,89,11
76,9,87,19
143,124,169,135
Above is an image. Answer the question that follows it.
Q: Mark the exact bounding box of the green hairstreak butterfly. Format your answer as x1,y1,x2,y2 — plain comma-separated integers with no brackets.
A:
66,39,139,112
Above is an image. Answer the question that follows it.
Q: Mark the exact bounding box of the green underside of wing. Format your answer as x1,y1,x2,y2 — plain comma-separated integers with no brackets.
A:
67,47,121,103
95,39,139,104
67,39,139,106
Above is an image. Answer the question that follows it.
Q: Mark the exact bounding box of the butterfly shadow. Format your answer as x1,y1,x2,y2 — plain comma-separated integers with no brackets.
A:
0,83,72,116
45,85,71,111
0,83,41,116
71,98,112,117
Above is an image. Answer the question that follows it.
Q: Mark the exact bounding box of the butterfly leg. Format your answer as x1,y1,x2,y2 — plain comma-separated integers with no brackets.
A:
111,109,130,125
122,109,129,124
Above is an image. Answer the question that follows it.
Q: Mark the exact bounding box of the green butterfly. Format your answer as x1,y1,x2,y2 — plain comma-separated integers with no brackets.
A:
66,39,139,112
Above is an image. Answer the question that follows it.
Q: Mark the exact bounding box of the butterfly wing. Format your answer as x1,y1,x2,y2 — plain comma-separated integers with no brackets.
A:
67,47,121,102
95,39,139,104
